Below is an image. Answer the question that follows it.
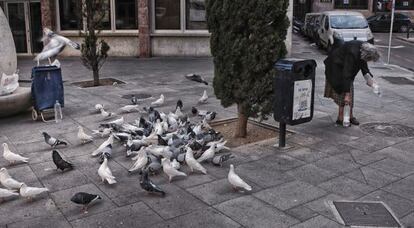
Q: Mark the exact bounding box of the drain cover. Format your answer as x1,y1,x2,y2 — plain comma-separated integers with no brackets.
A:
121,93,152,100
332,201,401,227
360,123,414,137
381,76,414,85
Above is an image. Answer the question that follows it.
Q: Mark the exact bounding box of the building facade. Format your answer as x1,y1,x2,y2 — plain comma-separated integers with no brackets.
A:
0,0,293,58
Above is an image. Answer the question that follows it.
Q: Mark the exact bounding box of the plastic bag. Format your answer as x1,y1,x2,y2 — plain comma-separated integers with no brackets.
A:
0,72,19,96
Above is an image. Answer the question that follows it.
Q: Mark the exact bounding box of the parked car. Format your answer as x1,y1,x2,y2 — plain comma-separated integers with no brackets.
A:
304,13,322,41
293,17,305,35
367,13,413,33
318,11,374,52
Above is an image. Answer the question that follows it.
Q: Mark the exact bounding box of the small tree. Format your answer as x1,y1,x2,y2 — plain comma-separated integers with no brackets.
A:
206,0,290,137
80,0,110,86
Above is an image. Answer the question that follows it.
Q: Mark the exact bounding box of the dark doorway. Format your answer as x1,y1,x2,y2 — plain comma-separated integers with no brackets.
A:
293,0,312,22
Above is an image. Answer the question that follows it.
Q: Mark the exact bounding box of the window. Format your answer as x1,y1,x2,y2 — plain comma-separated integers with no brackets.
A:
153,0,208,32
57,0,138,31
59,0,82,30
115,0,138,29
334,0,368,9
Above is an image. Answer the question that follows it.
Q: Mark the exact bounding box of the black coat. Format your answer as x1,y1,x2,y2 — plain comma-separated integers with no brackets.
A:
324,40,371,94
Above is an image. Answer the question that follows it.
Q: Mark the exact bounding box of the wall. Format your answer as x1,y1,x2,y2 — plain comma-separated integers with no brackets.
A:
151,36,211,56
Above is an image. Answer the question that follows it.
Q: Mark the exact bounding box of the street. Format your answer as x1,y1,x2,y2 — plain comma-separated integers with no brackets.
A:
373,33,414,71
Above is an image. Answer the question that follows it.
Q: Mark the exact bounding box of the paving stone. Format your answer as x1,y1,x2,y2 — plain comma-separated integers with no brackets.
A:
286,164,337,185
214,196,299,228
401,212,414,228
318,176,375,199
345,135,405,153
349,149,387,165
309,142,355,156
289,215,344,228
287,133,323,146
253,181,327,210
383,175,414,201
161,207,241,228
2,165,40,186
345,166,401,188
7,213,71,228
393,139,414,153
70,202,163,228
284,147,328,163
50,183,116,221
14,141,49,154
171,167,217,189
369,158,414,177
305,193,350,220
285,205,319,222
358,189,414,218
256,154,306,172
375,146,414,165
30,161,90,192
186,178,261,206
141,184,207,219
313,153,361,175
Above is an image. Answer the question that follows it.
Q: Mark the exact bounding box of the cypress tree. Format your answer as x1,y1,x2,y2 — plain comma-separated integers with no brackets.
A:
206,0,290,137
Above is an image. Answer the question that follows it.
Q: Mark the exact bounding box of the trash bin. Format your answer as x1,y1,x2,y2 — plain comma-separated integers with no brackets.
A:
273,58,317,125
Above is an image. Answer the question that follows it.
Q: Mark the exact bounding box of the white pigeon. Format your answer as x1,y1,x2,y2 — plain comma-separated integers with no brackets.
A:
185,147,207,174
147,145,172,159
91,135,114,156
161,158,187,182
77,126,93,144
0,168,24,189
34,28,80,65
228,164,252,191
100,108,116,119
19,183,49,199
98,157,117,184
198,90,208,104
108,117,124,126
128,150,148,173
202,118,212,130
207,139,230,152
119,105,140,113
175,107,185,119
2,143,29,164
171,159,181,170
95,104,104,111
192,125,203,135
92,128,112,138
197,144,217,163
0,188,18,201
151,94,165,107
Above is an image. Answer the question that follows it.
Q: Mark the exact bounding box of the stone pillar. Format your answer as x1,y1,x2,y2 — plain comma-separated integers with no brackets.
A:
138,0,151,57
40,0,55,30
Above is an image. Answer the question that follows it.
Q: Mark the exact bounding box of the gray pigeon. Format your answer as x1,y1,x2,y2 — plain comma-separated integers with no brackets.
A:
185,74,208,85
140,170,165,196
212,153,234,166
42,132,67,148
70,192,102,213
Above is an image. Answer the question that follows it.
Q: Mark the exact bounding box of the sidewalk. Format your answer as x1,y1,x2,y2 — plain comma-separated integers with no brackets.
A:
0,35,413,227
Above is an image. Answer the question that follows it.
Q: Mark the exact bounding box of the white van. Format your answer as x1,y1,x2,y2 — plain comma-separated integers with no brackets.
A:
318,11,374,52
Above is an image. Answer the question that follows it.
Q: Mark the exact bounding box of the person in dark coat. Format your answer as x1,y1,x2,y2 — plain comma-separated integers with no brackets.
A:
324,40,380,125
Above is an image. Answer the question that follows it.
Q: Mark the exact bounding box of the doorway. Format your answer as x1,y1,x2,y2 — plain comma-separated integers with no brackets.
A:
1,1,43,54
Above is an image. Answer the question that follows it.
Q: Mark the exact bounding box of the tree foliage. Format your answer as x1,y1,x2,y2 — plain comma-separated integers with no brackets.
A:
206,0,290,136
79,0,110,86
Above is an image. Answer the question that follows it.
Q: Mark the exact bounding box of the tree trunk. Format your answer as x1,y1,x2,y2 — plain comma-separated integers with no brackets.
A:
235,104,248,138
93,68,99,86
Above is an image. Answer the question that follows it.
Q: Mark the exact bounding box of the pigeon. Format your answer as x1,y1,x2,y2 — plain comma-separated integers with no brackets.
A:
119,105,140,113
176,99,183,111
140,169,165,196
42,132,67,148
185,73,208,85
151,94,165,107
19,183,49,200
2,143,29,164
98,144,112,164
34,28,80,65
0,168,24,189
92,128,112,138
185,147,207,174
70,192,102,213
77,126,93,144
161,158,187,182
171,159,180,170
198,90,208,104
52,150,73,171
212,153,234,166
91,135,114,157
107,117,124,126
100,108,116,119
98,157,117,184
157,135,168,146
204,112,217,121
208,139,230,152
228,164,252,191
95,104,104,111
131,95,138,105
0,188,18,202
197,144,217,163
128,150,148,173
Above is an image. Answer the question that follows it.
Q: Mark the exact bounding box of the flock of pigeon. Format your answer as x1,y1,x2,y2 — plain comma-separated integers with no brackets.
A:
0,74,252,213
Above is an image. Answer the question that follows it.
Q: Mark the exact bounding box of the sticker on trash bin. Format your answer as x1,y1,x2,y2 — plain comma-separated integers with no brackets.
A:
292,79,312,120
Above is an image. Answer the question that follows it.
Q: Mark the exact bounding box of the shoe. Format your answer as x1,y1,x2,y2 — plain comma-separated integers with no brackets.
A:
350,117,359,125
336,119,343,125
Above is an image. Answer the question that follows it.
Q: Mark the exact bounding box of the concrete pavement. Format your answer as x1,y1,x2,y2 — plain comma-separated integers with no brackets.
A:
0,34,413,227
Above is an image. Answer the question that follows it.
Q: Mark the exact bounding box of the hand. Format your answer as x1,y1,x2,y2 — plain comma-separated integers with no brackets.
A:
363,73,374,87
344,93,351,105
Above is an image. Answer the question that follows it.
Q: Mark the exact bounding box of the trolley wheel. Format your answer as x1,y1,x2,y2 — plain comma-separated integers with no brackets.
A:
32,109,38,121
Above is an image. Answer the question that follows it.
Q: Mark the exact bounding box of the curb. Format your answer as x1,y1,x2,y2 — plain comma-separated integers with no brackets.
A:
396,36,414,44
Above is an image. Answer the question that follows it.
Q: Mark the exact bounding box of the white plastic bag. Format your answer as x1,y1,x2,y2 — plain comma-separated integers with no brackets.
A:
0,72,19,96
